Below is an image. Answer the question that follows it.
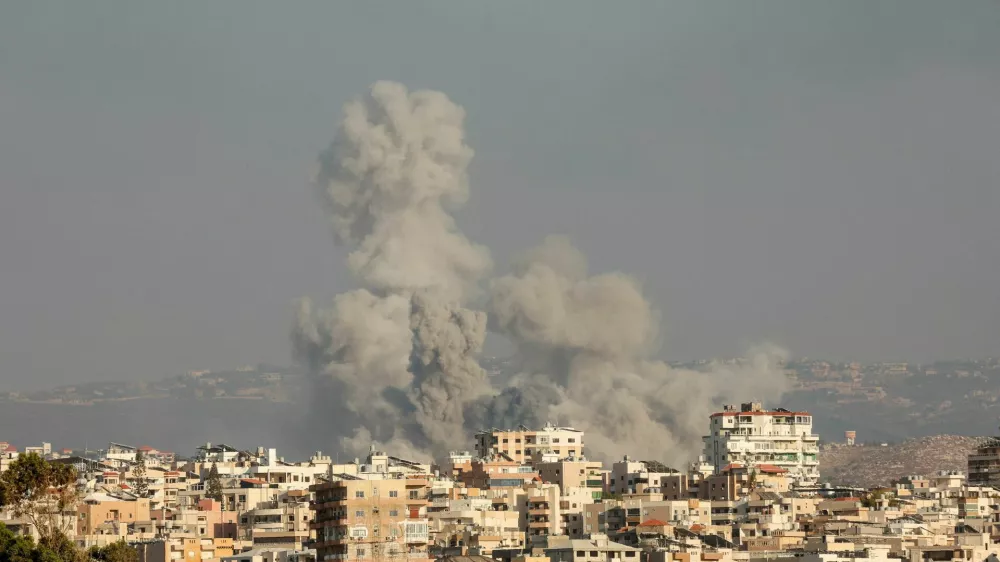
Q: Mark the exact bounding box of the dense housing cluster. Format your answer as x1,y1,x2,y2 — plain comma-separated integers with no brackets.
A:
3,403,1000,562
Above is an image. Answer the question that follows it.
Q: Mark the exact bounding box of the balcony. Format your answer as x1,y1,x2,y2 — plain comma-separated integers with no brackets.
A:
528,508,551,516
404,534,429,544
528,521,550,529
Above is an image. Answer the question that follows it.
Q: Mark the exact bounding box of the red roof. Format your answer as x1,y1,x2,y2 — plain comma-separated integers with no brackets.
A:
241,478,266,485
637,519,668,527
4,445,16,453
164,471,181,476
690,524,706,532
103,471,119,477
138,446,155,452
120,484,131,489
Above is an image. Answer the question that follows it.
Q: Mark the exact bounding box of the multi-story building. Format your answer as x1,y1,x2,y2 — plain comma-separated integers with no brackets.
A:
608,457,678,496
311,477,430,562
537,459,605,501
968,437,1000,486
240,490,313,549
702,402,819,487
77,493,151,536
474,424,584,465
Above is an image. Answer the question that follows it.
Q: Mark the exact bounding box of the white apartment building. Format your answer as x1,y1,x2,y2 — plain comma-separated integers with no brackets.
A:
474,423,584,465
702,402,819,487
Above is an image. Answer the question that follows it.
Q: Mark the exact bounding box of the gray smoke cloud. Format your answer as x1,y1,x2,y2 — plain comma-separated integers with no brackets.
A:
293,81,491,460
483,235,790,464
294,81,789,466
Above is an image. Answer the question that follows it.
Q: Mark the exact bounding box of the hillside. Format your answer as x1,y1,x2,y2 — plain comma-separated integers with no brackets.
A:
820,435,984,488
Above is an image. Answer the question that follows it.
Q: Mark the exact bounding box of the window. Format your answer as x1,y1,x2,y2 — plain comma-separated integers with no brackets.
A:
625,553,636,558
389,510,399,517
568,438,576,443
389,490,398,498
502,439,508,443
238,495,247,503
576,552,585,558
553,438,560,443
355,510,365,517
355,490,365,498
590,552,598,557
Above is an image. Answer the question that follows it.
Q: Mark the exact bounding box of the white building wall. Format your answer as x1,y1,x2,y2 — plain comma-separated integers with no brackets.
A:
702,405,819,487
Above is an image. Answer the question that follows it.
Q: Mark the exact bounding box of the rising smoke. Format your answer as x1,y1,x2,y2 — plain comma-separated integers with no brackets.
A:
293,81,789,466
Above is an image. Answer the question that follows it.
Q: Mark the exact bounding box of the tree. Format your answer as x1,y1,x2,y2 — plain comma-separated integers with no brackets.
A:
89,540,138,562
0,454,78,543
0,522,61,562
205,463,223,503
130,452,148,499
37,531,84,562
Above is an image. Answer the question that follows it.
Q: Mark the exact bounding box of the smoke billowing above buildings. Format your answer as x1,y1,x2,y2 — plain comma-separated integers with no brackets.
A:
293,81,789,465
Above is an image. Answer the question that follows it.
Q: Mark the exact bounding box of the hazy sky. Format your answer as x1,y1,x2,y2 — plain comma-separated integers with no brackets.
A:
1,2,998,391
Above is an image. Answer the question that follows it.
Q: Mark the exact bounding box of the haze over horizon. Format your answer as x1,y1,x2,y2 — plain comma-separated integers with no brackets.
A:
2,2,999,392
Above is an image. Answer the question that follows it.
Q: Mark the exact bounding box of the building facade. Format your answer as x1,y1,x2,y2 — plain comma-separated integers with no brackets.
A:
702,402,819,487
474,424,584,465
311,478,429,562
968,437,1000,486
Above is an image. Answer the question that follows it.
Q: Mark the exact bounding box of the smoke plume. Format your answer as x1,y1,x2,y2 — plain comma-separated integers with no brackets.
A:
293,81,491,460
294,81,789,466
483,235,789,463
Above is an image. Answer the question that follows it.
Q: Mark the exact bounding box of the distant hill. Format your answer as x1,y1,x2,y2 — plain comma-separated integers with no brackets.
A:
819,435,985,488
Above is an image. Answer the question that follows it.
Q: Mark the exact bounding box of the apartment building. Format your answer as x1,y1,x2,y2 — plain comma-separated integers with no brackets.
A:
459,458,538,490
609,458,678,496
136,537,235,562
474,424,584,465
544,534,641,562
523,483,563,546
702,402,819,487
77,493,151,535
968,437,1000,486
240,489,313,549
537,459,605,500
311,477,430,562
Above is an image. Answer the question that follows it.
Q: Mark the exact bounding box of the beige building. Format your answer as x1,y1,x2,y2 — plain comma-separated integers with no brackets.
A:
240,489,313,550
311,477,430,562
77,493,151,536
475,424,584,465
537,460,605,500
544,534,641,562
136,537,235,562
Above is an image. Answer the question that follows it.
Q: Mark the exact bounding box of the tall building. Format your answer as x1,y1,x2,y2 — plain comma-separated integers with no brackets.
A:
968,437,1000,486
474,423,584,465
702,402,819,487
311,477,430,562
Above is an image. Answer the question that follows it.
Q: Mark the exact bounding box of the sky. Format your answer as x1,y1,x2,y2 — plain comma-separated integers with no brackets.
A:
1,1,998,391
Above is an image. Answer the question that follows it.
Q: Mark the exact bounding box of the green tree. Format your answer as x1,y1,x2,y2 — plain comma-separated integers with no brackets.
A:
205,463,223,503
0,523,62,562
37,531,84,562
0,454,78,543
130,452,148,499
89,540,138,562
